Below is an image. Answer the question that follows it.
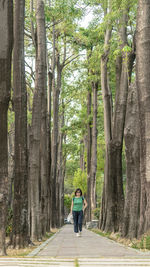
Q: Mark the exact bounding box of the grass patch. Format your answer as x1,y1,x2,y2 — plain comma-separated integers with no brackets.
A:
74,258,79,267
91,228,150,251
131,235,150,251
91,229,111,238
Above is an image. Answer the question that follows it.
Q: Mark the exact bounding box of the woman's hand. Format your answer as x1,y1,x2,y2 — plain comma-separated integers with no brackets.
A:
70,199,73,215
83,198,88,211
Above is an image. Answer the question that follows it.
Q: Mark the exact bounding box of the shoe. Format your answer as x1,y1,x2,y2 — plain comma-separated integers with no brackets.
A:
76,233,80,237
79,231,82,237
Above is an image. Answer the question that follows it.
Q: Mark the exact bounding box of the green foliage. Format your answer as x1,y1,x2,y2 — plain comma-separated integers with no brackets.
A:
44,0,82,22
75,258,79,267
92,208,100,219
146,236,150,250
65,159,80,194
8,110,15,132
131,235,150,250
131,242,138,249
23,0,138,232
6,208,13,236
96,137,105,204
64,194,72,211
73,168,87,195
91,228,111,238
122,45,132,53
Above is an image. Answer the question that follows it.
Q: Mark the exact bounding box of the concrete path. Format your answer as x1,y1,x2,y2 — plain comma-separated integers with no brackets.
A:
1,225,150,266
35,225,150,259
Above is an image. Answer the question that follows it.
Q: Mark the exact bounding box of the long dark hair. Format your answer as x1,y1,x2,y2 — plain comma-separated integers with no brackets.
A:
75,188,82,196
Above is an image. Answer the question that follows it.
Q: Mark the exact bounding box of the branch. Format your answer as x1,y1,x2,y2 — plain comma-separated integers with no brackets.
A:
25,70,35,82
26,81,34,93
24,31,32,39
63,54,85,67
46,19,64,29
62,36,67,66
25,61,35,81
30,0,36,47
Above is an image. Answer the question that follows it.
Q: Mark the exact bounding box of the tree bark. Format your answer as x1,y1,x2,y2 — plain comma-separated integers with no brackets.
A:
80,139,85,171
91,82,98,212
122,83,140,238
8,128,15,209
0,0,13,255
30,0,47,240
99,27,113,231
12,0,29,248
47,67,52,232
86,86,92,222
57,100,65,227
51,35,64,228
100,10,130,232
50,22,58,229
40,28,47,237
136,0,150,237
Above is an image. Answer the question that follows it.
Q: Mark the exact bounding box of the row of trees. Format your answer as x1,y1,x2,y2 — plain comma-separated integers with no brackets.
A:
0,0,93,255
0,0,150,256
96,0,150,241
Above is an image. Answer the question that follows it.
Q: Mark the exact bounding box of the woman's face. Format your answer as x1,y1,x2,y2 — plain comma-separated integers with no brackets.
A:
76,190,81,196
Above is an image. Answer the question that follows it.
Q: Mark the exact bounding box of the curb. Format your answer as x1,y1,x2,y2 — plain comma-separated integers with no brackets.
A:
27,227,63,257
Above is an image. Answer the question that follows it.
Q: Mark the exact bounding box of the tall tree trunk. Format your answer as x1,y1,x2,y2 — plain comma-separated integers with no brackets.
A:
27,125,31,238
46,0,52,233
80,139,85,171
13,0,29,248
30,0,47,240
91,82,98,212
40,24,47,237
101,58,128,232
51,36,64,228
8,128,15,209
99,27,112,231
136,0,150,236
50,22,57,229
57,100,65,227
55,48,63,228
122,83,140,238
86,86,92,222
100,11,130,232
47,67,52,232
0,0,13,255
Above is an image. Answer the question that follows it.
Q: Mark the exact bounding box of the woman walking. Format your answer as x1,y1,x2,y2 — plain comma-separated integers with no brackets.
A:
70,188,87,237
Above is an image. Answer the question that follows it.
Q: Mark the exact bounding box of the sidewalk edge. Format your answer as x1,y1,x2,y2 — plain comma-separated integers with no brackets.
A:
26,226,64,257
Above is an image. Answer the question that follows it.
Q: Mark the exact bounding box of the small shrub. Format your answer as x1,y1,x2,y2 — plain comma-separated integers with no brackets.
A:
64,194,72,211
6,208,13,236
146,236,150,250
92,208,100,220
140,237,144,249
131,242,139,249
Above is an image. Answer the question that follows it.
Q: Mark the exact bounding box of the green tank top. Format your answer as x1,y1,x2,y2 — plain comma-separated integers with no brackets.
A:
72,196,84,211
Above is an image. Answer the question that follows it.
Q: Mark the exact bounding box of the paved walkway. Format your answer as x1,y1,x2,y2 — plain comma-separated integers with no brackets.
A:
35,225,150,259
27,224,150,266
1,225,150,266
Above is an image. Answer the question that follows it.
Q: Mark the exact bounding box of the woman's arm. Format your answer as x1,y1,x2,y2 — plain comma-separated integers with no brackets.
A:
70,199,74,214
83,198,88,211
